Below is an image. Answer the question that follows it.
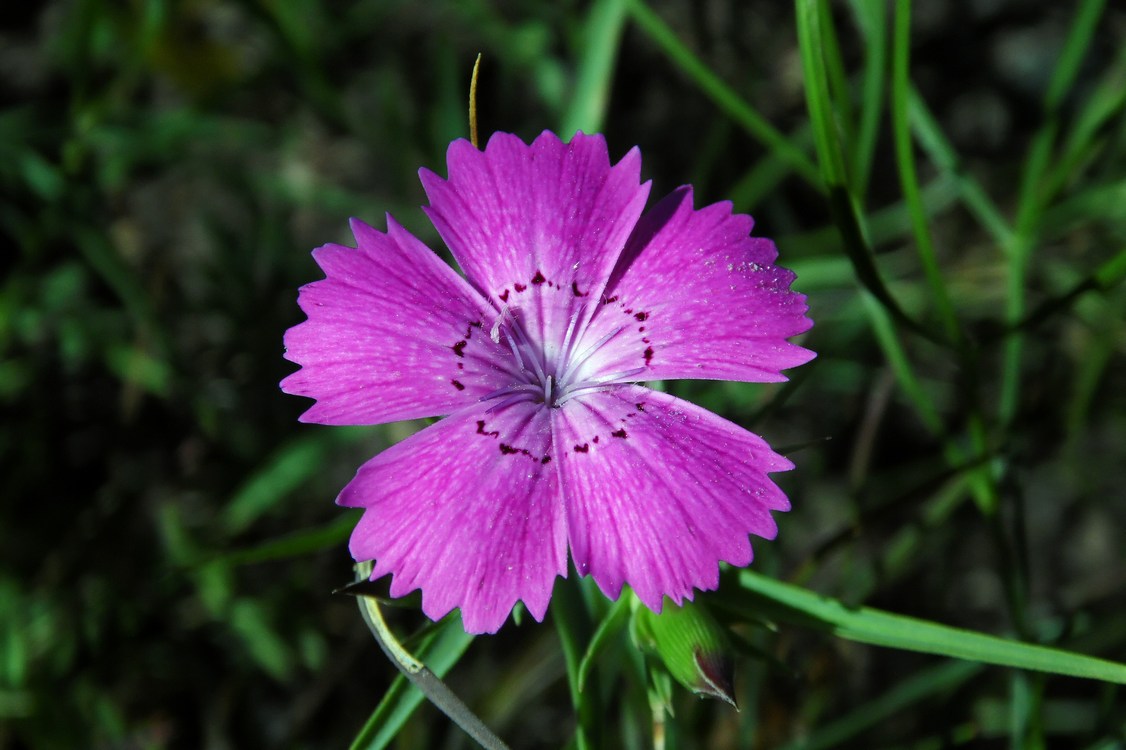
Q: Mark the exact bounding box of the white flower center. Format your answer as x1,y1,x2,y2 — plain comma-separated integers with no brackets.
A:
485,301,643,410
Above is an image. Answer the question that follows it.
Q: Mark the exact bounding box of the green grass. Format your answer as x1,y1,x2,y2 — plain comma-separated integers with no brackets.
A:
3,1,1126,748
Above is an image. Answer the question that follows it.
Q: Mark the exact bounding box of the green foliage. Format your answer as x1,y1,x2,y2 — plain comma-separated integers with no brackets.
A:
633,598,737,706
3,0,1126,748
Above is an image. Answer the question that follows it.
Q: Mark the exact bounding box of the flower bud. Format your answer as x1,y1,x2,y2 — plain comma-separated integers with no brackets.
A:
633,599,737,707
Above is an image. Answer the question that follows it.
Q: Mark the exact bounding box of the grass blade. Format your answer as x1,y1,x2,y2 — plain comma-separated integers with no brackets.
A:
794,0,942,344
1044,42,1126,201
561,0,629,137
206,512,358,567
847,0,888,198
221,427,376,535
891,0,961,343
907,88,1013,246
734,571,1126,684
1043,0,1107,111
999,0,1108,426
627,0,821,187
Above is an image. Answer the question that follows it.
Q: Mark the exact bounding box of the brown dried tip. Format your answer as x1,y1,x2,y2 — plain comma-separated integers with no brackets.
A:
694,650,738,709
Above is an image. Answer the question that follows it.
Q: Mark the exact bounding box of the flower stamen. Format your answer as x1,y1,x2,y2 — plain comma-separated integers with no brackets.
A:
558,323,627,385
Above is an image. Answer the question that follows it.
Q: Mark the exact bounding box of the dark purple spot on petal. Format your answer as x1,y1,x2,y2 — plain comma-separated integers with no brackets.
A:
636,403,646,412
451,380,465,391
572,281,587,297
500,443,536,459
452,340,467,357
531,271,546,285
499,289,510,302
634,311,649,322
476,420,499,438
642,337,651,344
514,283,527,293
601,294,619,305
457,362,464,370
574,443,589,453
638,326,646,332
643,346,654,364
611,428,628,438
540,455,551,464
592,436,600,444
624,308,633,314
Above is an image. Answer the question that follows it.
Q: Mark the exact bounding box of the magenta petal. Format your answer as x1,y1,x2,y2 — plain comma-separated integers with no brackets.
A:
576,187,814,384
281,217,516,425
420,132,650,333
341,399,566,634
552,385,792,611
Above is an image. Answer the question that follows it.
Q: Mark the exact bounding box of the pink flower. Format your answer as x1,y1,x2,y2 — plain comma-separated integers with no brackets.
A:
282,131,814,634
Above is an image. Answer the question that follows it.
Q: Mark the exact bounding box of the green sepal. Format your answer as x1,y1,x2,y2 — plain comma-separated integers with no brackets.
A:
632,598,738,708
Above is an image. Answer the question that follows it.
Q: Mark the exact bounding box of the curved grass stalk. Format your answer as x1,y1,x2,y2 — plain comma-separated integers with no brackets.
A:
349,562,511,750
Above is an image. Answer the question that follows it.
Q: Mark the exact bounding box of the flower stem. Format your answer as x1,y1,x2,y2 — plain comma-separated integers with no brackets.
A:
351,562,510,750
553,576,602,750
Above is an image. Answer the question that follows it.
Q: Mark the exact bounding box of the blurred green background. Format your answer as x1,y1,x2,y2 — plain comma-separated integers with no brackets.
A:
2,0,1125,747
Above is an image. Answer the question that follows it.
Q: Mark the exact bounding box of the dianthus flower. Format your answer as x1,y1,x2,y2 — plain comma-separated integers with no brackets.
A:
282,131,814,634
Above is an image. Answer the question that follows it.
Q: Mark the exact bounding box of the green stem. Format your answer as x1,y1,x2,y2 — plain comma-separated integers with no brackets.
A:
554,577,600,750
891,0,962,344
351,563,510,750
